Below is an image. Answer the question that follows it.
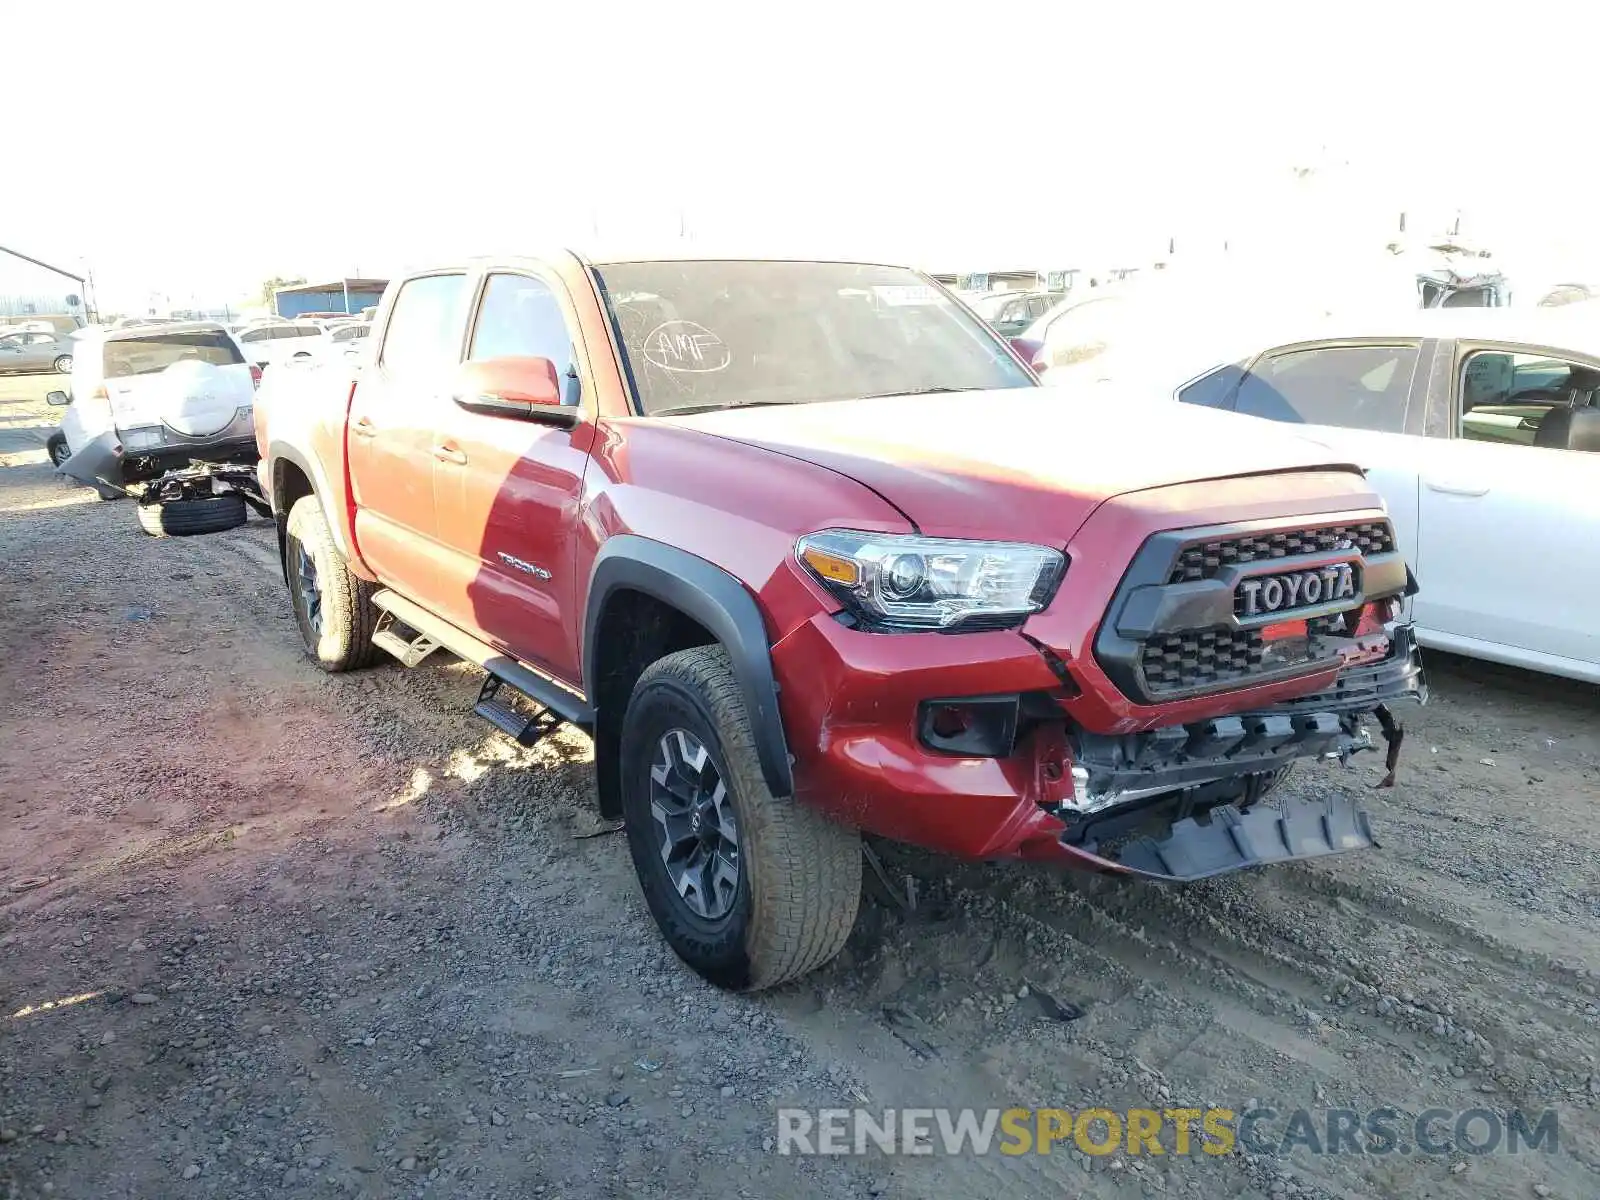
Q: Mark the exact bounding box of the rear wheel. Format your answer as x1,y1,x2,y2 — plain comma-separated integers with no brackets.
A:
53,354,72,373
137,492,246,537
284,494,381,671
620,646,861,991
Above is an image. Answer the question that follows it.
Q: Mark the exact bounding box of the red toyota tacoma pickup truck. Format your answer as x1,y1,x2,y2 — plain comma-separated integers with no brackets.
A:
256,254,1425,991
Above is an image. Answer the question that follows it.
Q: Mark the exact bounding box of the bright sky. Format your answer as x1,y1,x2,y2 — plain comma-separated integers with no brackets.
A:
5,1,1589,309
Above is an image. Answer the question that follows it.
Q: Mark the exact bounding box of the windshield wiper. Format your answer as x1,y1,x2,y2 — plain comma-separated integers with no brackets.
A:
858,386,983,399
656,399,795,417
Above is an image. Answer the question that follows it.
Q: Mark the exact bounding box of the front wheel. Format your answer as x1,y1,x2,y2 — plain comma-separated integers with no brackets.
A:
46,432,70,467
53,354,72,374
620,646,861,992
283,495,381,671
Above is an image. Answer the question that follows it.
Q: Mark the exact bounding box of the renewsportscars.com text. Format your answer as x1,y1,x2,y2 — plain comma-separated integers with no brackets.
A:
776,1106,1560,1158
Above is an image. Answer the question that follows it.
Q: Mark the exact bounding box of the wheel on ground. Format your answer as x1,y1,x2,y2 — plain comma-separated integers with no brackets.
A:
53,354,73,373
283,494,382,671
137,491,247,537
620,645,861,991
46,432,70,467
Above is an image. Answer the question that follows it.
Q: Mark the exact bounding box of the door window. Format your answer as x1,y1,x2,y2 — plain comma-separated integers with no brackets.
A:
467,273,574,372
1459,349,1600,451
993,296,1031,326
1234,344,1418,432
379,274,469,375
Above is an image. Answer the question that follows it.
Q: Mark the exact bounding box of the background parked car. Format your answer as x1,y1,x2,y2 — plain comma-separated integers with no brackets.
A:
46,322,258,483
1050,305,1600,683
323,321,371,359
968,289,1065,336
234,321,326,369
0,329,74,374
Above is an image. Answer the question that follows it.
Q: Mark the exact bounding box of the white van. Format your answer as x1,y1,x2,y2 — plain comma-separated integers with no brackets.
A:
234,321,327,370
46,322,258,487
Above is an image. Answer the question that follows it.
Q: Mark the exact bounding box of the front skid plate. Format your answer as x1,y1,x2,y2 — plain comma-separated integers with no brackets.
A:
1096,792,1376,882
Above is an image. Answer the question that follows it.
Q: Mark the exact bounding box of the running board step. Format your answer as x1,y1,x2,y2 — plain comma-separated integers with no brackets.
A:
370,590,593,731
371,611,441,667
474,675,564,747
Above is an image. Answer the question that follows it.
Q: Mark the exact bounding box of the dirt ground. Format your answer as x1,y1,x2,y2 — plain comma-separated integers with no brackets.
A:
1,373,1596,1200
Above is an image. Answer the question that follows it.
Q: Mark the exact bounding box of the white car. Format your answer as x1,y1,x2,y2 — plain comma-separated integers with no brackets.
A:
46,321,258,490
323,320,372,359
234,321,327,370
1064,307,1600,683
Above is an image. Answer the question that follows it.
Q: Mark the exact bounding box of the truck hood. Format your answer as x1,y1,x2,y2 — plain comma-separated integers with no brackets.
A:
669,389,1361,544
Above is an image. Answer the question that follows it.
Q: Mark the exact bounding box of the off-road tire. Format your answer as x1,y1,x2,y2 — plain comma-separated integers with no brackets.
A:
620,645,861,992
137,492,247,537
46,432,69,467
284,494,382,672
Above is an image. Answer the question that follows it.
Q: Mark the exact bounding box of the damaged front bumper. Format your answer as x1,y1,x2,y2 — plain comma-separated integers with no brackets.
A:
1049,625,1426,880
1112,790,1378,881
776,605,1426,882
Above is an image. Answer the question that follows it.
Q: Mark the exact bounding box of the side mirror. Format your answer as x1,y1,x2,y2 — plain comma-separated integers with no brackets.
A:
46,390,70,406
452,356,574,426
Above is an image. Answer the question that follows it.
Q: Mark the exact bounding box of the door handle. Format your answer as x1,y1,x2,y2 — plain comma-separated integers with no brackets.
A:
432,443,467,465
1423,478,1490,498
351,417,376,438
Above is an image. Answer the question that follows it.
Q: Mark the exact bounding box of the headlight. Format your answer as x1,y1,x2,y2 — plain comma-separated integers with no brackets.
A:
797,529,1066,631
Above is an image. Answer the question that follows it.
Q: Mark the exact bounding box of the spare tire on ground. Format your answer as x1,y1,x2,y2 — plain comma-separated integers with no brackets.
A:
137,492,247,538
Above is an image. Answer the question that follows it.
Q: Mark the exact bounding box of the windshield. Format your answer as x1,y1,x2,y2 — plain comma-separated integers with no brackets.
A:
592,260,1034,416
102,330,244,377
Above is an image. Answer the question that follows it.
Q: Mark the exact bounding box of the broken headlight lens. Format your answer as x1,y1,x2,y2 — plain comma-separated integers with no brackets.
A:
797,529,1065,631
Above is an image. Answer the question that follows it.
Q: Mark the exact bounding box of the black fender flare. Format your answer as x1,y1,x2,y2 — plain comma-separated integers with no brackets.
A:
583,535,794,799
266,440,358,565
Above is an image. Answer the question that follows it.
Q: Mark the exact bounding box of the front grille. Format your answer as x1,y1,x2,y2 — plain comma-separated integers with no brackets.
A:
1141,629,1265,692
1167,521,1395,585
1141,617,1339,696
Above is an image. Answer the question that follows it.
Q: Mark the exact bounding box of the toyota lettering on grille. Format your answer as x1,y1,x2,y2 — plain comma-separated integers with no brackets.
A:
1238,563,1357,616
